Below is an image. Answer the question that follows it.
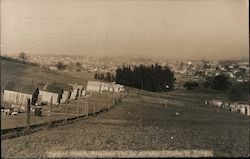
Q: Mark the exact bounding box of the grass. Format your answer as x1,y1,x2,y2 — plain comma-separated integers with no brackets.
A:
1,59,88,90
1,88,249,158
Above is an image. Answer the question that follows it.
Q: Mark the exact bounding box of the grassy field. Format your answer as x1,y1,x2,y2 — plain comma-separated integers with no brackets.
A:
0,59,89,89
1,88,249,158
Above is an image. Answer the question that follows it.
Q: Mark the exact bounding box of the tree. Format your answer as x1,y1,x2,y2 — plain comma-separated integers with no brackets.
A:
56,62,66,70
211,74,231,90
183,81,199,90
111,75,115,82
105,72,112,82
228,82,249,102
202,77,213,88
115,64,175,92
76,62,81,67
18,52,27,61
100,73,105,80
94,73,98,79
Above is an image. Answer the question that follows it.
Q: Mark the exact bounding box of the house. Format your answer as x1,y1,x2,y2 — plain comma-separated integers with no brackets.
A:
3,81,39,106
38,83,63,105
86,81,101,93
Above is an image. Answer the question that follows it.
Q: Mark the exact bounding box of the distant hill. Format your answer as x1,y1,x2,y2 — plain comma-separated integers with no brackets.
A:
1,58,88,91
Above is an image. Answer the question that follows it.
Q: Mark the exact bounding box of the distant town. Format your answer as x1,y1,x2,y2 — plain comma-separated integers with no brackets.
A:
4,53,249,84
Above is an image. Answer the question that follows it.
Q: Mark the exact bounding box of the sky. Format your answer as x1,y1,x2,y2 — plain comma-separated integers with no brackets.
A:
0,0,249,60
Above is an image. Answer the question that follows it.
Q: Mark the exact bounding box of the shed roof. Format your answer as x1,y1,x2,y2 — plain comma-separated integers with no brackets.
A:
38,82,63,94
4,81,38,95
68,83,84,90
51,82,73,91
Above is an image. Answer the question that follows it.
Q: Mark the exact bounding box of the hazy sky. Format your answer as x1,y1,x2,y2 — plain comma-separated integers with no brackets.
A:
1,0,249,60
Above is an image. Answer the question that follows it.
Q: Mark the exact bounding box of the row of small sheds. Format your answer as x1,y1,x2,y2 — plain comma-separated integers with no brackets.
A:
206,99,250,116
2,81,84,106
86,81,124,93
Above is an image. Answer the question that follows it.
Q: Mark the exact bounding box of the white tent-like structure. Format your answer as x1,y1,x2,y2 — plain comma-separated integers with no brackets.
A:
86,81,102,93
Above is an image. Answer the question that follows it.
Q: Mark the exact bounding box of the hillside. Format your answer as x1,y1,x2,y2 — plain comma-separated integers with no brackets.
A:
0,59,90,90
2,89,249,157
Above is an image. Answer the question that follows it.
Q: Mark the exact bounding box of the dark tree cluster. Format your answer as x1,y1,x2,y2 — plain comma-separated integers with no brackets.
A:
56,62,67,70
203,74,232,90
94,72,115,82
115,64,175,92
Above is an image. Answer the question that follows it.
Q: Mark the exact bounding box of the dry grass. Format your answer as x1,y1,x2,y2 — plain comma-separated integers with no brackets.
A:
1,59,88,89
1,89,249,158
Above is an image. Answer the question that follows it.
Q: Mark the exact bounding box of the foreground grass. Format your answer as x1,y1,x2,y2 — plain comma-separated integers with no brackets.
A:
1,90,249,158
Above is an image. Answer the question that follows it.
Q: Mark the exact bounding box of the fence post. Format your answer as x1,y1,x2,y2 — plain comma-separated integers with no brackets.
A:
109,96,111,109
98,100,101,112
50,96,53,127
65,99,68,123
86,100,89,118
78,99,80,119
26,98,31,132
94,101,96,115
84,100,88,118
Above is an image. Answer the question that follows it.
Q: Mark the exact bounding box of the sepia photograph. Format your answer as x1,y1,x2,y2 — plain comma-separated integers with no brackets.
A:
0,0,249,158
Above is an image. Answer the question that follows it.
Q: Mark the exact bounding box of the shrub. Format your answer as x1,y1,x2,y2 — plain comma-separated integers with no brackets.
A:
183,81,199,90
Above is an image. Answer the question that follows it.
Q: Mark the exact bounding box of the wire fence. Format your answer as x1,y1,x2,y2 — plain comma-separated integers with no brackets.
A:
1,92,126,138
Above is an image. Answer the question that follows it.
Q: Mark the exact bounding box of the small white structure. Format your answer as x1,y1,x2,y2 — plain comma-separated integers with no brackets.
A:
108,85,114,92
100,82,106,92
39,91,59,105
113,84,120,93
116,84,124,92
86,81,101,93
81,90,86,96
246,106,250,116
70,89,78,100
104,83,111,91
240,107,246,115
3,90,32,106
211,99,223,107
49,66,58,71
68,84,84,98
61,91,71,103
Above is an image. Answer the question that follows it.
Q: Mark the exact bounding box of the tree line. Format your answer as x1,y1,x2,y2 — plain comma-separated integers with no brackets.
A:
115,64,175,92
94,72,115,82
183,74,249,102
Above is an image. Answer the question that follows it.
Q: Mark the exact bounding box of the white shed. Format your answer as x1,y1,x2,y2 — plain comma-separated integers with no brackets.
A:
86,81,101,93
39,90,59,105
